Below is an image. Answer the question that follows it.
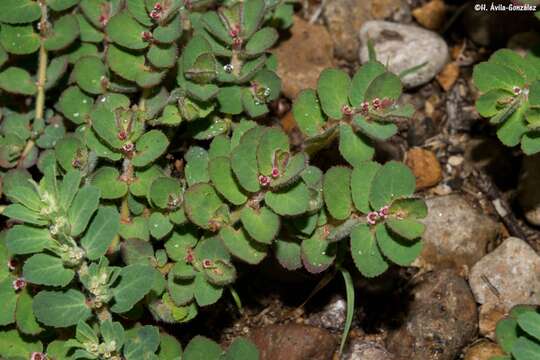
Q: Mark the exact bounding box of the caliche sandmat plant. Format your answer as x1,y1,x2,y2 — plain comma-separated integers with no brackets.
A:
473,48,540,154
473,47,540,359
0,0,425,359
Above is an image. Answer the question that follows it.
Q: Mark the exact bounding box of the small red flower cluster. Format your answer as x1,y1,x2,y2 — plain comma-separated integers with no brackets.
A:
12,277,26,291
141,31,153,42
259,167,280,187
341,98,395,116
150,3,163,20
366,205,390,225
229,25,242,48
31,352,46,360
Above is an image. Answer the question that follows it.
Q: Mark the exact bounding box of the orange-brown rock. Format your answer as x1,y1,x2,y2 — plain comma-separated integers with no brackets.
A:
405,147,442,190
412,0,446,30
273,16,334,100
436,62,460,91
464,340,505,360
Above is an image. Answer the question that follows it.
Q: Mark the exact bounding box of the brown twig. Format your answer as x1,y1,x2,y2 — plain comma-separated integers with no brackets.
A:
473,168,529,241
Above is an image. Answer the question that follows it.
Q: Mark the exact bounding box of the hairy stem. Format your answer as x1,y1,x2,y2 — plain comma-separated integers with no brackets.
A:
231,50,242,77
120,196,130,223
18,2,48,167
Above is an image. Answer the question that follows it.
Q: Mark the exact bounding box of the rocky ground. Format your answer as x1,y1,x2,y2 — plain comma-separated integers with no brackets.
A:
178,1,540,359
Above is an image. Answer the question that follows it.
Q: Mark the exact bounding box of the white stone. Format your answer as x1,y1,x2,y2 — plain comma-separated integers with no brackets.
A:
469,237,540,311
358,21,449,88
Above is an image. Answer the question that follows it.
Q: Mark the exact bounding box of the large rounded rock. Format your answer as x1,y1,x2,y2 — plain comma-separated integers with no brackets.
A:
469,237,540,312
323,0,408,61
386,270,477,360
273,16,334,100
358,21,449,88
250,324,337,360
413,195,499,272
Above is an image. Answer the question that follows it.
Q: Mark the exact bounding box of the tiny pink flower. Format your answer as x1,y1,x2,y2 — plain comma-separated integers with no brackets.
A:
99,14,108,27
378,205,389,218
361,101,370,114
141,31,153,42
366,211,379,225
258,175,270,186
233,37,243,48
12,277,26,291
185,248,194,263
513,86,521,95
271,167,280,179
122,142,134,153
150,5,162,21
372,98,381,110
341,105,354,116
117,130,127,141
8,259,17,271
229,26,240,38
31,352,46,360
202,259,213,268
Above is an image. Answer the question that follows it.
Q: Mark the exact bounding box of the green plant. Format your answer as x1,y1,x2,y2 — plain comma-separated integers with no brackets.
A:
472,41,540,360
473,48,540,154
0,0,424,358
492,305,540,360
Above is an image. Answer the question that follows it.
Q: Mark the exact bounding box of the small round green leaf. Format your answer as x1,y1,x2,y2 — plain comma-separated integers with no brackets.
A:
339,124,374,167
0,24,39,55
107,11,149,50
132,130,169,167
74,56,107,94
44,15,80,51
317,68,351,119
91,166,128,199
148,176,182,209
208,156,247,206
219,226,267,265
0,0,40,24
183,336,222,360
274,237,302,270
301,228,335,273
323,166,352,220
375,223,422,266
350,224,388,278
184,183,227,230
265,181,310,216
369,161,416,210
240,206,280,244
0,67,37,95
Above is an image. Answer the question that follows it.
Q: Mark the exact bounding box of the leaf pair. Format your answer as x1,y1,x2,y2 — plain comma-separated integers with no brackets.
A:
494,305,540,360
167,236,236,308
293,62,414,165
